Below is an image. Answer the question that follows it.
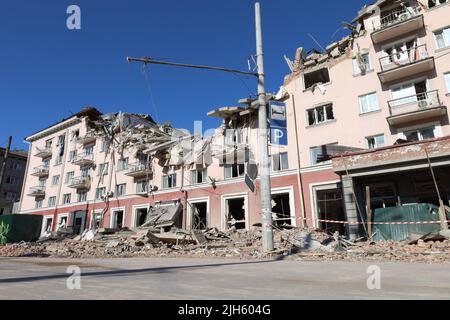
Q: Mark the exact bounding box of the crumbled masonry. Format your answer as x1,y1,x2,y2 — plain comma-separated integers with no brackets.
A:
1,226,449,263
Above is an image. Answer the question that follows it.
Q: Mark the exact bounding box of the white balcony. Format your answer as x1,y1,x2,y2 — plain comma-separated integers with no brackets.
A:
71,153,94,167
31,165,49,178
34,147,52,159
125,162,152,178
67,176,91,190
27,186,45,197
387,90,447,126
371,7,424,44
378,45,435,84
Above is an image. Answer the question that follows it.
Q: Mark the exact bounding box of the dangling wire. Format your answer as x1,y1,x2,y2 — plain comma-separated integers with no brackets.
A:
141,65,161,123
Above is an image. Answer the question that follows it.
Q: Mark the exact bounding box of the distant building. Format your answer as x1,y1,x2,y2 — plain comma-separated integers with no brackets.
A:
0,147,28,215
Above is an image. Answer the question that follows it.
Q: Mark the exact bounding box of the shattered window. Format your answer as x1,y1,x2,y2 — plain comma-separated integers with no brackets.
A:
307,104,334,126
115,184,126,197
95,187,106,199
98,163,109,176
225,163,245,179
191,169,207,184
366,135,385,149
271,152,289,172
77,191,87,202
136,180,148,193
69,150,77,161
404,127,435,141
429,0,449,8
57,134,65,146
117,158,129,171
35,198,43,209
352,53,371,75
162,174,177,189
304,68,330,90
85,145,94,155
62,193,71,204
45,139,53,149
44,218,53,233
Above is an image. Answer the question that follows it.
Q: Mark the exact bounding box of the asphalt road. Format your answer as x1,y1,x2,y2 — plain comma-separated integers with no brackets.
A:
0,257,449,300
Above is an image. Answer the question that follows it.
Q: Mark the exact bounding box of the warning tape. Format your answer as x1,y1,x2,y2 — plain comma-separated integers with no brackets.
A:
298,217,450,226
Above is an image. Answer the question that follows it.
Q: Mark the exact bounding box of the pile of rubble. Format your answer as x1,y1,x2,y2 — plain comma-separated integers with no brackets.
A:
1,226,449,263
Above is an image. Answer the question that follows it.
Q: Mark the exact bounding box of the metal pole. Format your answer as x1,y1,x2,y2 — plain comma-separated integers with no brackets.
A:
255,2,273,251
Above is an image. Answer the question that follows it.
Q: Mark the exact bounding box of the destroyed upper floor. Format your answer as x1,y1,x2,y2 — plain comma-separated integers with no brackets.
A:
284,0,449,87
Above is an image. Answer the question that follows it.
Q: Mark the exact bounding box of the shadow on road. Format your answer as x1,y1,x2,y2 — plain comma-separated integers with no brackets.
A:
0,258,282,284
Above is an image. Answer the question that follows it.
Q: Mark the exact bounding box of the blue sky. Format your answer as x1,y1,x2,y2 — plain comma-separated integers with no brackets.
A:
0,0,368,150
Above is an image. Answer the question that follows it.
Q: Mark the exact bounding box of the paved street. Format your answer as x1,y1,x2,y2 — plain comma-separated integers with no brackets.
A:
1,257,449,300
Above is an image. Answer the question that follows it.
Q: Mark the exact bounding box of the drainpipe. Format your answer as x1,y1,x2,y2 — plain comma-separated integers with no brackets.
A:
290,94,307,228
54,129,70,231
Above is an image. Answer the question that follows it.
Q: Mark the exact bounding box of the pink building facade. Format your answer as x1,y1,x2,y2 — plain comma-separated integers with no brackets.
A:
282,0,450,237
19,107,302,236
18,0,450,238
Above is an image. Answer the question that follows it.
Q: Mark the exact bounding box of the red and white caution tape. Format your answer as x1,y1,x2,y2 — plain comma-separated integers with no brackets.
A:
298,217,450,226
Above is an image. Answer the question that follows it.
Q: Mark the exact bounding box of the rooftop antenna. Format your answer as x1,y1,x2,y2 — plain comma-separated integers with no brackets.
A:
307,33,327,53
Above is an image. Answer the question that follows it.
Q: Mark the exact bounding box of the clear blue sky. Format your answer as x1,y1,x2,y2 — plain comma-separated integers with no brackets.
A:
0,0,368,150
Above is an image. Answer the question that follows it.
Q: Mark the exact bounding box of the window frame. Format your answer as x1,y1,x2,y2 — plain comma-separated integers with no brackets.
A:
62,193,71,205
359,92,379,114
48,196,57,207
434,26,450,50
162,174,177,189
306,103,335,126
445,72,450,93
366,134,386,149
115,183,127,197
271,152,289,172
352,53,372,76
191,168,208,185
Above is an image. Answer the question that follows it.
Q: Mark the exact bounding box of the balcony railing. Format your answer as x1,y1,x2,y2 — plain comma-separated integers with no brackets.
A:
388,90,443,116
71,153,94,166
380,44,429,72
28,186,46,197
35,147,52,158
68,176,91,189
374,7,420,32
125,162,152,177
31,165,50,177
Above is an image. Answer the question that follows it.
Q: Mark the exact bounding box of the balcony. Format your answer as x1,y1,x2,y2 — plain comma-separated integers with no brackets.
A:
387,90,447,126
76,132,97,145
125,162,152,178
371,7,424,44
34,147,52,159
378,45,435,84
31,165,49,178
67,176,91,190
71,153,94,167
27,186,45,197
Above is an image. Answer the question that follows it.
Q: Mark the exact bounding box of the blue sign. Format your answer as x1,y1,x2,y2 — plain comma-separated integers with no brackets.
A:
270,127,288,146
269,101,287,127
269,101,288,145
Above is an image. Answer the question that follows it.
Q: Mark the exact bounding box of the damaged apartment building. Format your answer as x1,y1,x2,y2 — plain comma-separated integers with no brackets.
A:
282,0,450,238
18,98,301,236
16,0,450,240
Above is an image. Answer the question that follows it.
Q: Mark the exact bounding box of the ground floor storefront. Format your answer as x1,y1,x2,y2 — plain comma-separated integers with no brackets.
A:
24,173,303,236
